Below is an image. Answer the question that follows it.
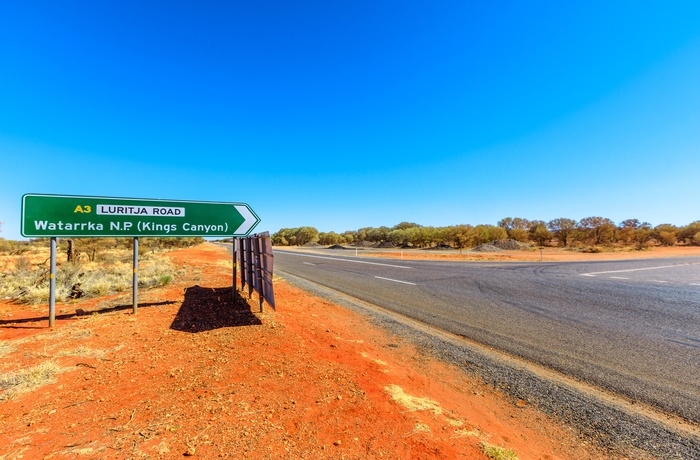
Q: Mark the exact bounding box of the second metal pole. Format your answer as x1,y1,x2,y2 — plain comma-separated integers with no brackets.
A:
133,237,138,314
232,238,237,300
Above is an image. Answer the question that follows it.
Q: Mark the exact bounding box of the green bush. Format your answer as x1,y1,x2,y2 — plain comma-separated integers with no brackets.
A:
158,274,174,287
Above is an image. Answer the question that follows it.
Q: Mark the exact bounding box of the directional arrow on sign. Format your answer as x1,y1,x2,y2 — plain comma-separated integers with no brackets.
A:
233,204,260,235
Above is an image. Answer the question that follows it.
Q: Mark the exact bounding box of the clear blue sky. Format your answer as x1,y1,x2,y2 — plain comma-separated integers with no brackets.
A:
2,1,699,240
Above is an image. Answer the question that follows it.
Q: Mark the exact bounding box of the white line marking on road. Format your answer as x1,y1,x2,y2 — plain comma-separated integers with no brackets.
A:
691,283,700,286
580,262,700,277
303,262,316,266
374,276,416,285
275,251,413,269
650,280,668,283
610,276,629,280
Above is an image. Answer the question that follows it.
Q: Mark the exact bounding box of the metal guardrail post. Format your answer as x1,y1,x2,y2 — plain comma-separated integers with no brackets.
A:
253,235,264,312
231,233,275,313
246,237,254,299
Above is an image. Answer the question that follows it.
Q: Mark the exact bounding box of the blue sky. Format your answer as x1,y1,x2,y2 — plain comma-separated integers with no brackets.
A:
1,1,699,240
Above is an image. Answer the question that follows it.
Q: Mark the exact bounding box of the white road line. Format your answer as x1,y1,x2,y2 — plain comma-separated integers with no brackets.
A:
275,251,413,269
691,283,700,286
302,262,316,266
610,276,630,280
374,276,416,285
580,262,700,277
650,280,668,283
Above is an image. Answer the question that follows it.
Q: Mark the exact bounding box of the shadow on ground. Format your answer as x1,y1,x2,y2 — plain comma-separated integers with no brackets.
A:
0,301,176,328
170,285,261,333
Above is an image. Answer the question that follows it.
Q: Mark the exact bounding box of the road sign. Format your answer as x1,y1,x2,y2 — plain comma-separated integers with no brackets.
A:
21,194,260,238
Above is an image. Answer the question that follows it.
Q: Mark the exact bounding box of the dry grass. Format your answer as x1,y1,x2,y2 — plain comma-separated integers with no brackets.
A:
56,346,105,360
384,384,443,415
404,423,432,437
480,442,519,460
0,342,16,358
0,361,68,400
0,252,176,304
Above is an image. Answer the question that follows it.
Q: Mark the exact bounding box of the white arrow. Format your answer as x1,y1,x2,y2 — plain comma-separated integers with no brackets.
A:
233,205,259,235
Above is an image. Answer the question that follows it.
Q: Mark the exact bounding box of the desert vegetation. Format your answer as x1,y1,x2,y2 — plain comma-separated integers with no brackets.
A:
0,237,204,304
272,218,700,251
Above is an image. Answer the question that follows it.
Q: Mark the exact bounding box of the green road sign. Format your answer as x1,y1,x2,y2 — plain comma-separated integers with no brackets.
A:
21,194,260,238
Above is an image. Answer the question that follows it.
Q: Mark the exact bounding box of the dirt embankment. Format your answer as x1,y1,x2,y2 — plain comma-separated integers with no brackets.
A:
0,244,603,459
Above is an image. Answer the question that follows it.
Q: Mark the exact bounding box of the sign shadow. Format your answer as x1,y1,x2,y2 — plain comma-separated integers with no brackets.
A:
170,285,261,333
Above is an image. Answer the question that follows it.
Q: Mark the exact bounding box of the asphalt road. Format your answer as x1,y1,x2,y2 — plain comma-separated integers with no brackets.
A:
274,249,700,425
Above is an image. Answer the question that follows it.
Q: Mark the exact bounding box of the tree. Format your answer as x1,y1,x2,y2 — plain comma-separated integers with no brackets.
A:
295,227,319,246
272,228,293,246
677,221,700,245
653,224,677,246
271,227,319,246
406,227,427,247
473,225,507,245
393,222,421,231
318,232,342,245
66,239,77,262
620,219,641,229
421,227,440,247
498,217,531,242
356,227,371,244
578,217,615,245
617,219,650,246
547,218,577,247
497,217,514,231
387,229,408,246
529,221,552,246
448,225,475,253
342,230,358,245
632,226,653,249
367,226,390,243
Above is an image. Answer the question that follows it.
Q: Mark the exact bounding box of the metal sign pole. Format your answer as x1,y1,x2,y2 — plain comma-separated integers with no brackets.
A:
133,237,138,314
240,238,246,291
232,238,238,300
253,235,264,312
49,237,56,327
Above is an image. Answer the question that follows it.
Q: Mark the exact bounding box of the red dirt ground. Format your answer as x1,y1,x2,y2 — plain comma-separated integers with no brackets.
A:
0,244,617,459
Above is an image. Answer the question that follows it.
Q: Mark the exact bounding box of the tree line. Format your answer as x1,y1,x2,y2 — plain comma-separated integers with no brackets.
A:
272,218,700,249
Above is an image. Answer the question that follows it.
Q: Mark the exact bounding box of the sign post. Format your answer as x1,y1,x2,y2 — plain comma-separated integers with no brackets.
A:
21,194,260,327
49,237,56,327
133,238,139,314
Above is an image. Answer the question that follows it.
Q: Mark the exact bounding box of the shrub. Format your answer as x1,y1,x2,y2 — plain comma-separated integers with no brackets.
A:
158,274,173,287
86,280,112,297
